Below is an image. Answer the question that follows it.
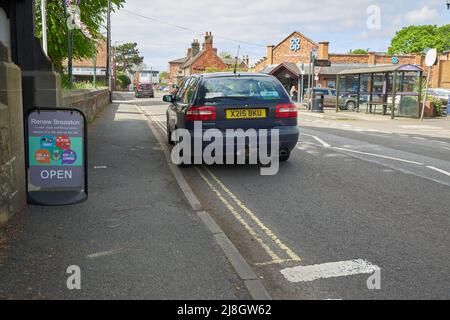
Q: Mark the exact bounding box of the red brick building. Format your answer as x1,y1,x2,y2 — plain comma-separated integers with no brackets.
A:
252,31,449,92
169,32,249,84
64,39,109,84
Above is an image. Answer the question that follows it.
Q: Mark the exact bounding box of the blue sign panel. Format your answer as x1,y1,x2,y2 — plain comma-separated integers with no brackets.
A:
290,38,300,52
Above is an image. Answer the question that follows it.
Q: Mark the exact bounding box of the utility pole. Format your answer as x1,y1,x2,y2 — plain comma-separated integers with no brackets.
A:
62,0,72,88
106,0,112,101
41,0,47,55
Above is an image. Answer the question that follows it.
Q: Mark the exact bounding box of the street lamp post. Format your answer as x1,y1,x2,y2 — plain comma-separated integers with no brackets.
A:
106,0,111,101
41,0,47,55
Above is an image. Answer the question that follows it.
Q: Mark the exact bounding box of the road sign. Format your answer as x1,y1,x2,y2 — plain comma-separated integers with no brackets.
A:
314,67,321,76
311,48,318,60
425,48,437,67
26,108,88,205
316,60,331,67
421,48,438,121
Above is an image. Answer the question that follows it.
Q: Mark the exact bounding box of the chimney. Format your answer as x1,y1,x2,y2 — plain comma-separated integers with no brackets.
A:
318,42,329,61
243,55,249,67
266,45,274,65
191,39,200,57
368,52,376,65
204,31,213,51
187,48,192,57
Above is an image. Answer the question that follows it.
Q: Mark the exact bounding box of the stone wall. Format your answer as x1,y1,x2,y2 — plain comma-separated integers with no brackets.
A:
0,42,26,225
62,88,109,122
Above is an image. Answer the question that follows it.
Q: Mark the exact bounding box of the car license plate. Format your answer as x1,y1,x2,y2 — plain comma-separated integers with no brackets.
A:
226,109,266,119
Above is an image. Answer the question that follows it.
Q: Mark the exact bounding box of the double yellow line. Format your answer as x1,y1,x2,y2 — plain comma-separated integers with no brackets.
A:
145,110,301,265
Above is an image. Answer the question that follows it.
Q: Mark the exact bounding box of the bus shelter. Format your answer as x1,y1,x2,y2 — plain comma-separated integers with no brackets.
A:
335,64,423,119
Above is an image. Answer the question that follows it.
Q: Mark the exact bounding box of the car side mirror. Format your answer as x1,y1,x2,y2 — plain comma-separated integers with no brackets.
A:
163,95,175,103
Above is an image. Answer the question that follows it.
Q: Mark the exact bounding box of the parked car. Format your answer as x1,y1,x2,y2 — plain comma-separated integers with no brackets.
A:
427,88,450,105
304,88,337,108
304,87,368,111
135,83,154,98
338,93,369,111
162,73,299,162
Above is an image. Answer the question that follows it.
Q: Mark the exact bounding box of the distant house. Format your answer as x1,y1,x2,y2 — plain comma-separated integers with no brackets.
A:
63,39,109,84
169,32,249,84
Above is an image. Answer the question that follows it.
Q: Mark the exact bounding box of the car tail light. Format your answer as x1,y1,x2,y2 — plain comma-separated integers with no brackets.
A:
275,103,298,118
186,106,217,121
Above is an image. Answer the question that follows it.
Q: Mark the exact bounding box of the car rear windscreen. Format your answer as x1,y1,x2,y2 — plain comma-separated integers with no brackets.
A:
197,76,289,104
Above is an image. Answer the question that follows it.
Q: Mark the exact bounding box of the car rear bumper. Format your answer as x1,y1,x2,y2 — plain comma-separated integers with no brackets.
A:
136,91,154,96
184,126,299,152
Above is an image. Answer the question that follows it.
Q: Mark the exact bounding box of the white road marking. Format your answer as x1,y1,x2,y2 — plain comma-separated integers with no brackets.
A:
196,167,284,263
333,147,424,165
203,167,301,262
94,166,108,169
427,166,450,177
300,134,331,148
281,259,379,283
87,248,125,259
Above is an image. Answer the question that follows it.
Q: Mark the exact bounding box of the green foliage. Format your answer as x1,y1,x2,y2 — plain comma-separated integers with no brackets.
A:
114,43,144,74
160,71,169,80
428,96,443,115
117,74,131,88
35,0,125,72
219,52,234,59
388,25,450,55
351,49,368,54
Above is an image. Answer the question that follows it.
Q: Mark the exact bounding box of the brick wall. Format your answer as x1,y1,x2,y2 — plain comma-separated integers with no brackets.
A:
190,49,227,73
272,32,318,66
169,62,183,83
62,89,109,122
63,40,108,69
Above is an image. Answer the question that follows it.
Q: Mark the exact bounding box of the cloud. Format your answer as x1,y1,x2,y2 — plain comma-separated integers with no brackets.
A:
404,6,438,24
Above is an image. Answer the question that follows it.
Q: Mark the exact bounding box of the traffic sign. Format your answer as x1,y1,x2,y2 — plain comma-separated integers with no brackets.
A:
425,48,437,67
316,60,331,67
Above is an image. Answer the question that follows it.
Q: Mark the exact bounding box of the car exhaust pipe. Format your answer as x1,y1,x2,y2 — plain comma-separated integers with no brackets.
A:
280,149,289,157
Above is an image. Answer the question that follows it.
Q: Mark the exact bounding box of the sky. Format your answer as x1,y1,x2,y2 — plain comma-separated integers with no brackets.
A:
110,0,449,72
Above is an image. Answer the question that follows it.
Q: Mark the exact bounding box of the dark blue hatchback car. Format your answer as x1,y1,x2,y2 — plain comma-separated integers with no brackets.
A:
163,72,299,162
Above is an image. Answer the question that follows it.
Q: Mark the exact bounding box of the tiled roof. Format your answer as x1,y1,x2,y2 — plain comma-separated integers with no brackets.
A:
180,51,204,69
169,57,188,64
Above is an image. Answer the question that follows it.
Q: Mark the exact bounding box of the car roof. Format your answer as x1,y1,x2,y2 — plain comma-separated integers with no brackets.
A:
191,72,274,79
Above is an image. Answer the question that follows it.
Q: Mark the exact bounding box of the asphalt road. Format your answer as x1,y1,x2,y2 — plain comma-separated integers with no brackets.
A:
134,92,450,300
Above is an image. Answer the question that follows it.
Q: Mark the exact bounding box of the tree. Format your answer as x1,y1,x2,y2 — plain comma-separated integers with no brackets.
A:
35,0,125,72
114,43,144,74
388,25,450,55
117,74,131,88
160,71,169,81
350,49,368,54
219,52,234,59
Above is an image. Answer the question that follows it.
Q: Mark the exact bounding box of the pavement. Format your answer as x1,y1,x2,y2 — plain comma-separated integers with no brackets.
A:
141,92,450,300
0,98,250,300
1,91,449,300
297,107,450,139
